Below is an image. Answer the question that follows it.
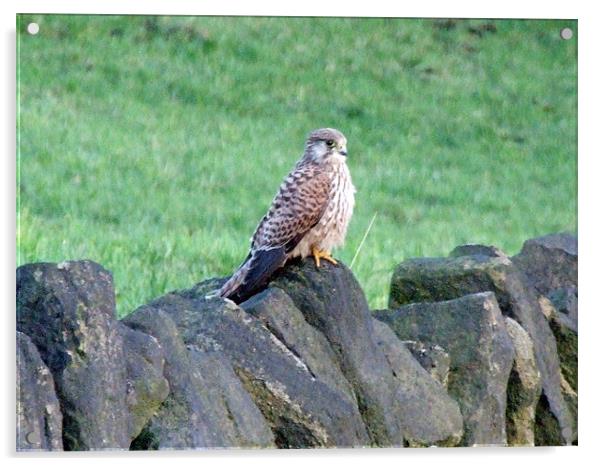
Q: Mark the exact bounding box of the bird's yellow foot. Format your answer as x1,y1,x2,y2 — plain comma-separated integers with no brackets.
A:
311,246,338,268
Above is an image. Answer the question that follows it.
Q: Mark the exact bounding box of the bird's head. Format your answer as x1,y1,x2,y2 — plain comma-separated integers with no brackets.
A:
303,128,348,165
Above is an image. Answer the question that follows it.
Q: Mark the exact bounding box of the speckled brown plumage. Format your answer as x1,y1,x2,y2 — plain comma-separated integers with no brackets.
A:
217,128,355,303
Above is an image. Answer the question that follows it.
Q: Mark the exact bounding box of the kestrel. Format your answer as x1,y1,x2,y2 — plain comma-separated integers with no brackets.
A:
216,128,356,303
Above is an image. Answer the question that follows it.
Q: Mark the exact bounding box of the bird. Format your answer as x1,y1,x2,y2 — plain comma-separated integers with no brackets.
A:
215,128,356,303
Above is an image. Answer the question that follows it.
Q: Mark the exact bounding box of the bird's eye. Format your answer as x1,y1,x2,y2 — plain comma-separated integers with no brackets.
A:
326,139,335,148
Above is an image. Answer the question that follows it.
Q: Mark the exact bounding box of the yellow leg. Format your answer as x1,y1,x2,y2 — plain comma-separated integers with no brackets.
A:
311,246,338,267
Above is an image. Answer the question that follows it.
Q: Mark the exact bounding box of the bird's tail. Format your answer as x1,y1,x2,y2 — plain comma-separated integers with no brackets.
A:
216,247,287,303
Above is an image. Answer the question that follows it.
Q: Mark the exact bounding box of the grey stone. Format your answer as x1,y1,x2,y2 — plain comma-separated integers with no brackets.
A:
538,296,578,443
402,340,450,388
241,287,358,406
118,324,170,442
272,258,405,446
16,331,63,451
189,350,277,447
372,319,464,446
388,253,574,445
512,233,577,296
559,374,578,445
375,292,514,446
133,288,368,448
187,277,227,297
450,244,508,259
242,286,462,446
547,286,578,333
124,306,274,449
538,296,578,391
17,261,130,450
504,317,542,446
513,234,578,444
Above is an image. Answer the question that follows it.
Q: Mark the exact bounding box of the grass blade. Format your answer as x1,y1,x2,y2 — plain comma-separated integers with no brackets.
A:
350,212,378,270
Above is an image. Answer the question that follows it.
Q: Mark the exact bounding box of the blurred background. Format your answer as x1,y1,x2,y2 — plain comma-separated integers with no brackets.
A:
16,15,577,316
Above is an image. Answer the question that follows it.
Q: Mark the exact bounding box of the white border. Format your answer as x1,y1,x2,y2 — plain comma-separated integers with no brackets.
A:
8,0,582,18
3,1,600,465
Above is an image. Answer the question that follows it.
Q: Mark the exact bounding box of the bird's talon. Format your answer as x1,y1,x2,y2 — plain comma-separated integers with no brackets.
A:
324,256,338,265
311,247,337,267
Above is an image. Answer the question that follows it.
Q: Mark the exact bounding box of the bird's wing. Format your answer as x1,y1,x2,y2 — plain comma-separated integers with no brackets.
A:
218,162,331,303
251,162,331,253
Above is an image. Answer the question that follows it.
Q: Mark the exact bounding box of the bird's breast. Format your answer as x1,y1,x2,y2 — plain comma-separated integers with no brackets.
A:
316,164,355,248
288,163,355,259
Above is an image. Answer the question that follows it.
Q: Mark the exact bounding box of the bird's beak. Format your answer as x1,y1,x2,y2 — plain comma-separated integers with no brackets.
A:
339,148,348,157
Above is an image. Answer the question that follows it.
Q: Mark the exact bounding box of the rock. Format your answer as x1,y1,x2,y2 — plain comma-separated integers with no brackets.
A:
375,292,514,446
512,233,577,295
119,324,170,441
16,331,63,451
240,287,358,406
534,393,563,446
272,258,405,446
514,235,578,370
504,317,542,446
450,244,508,259
131,288,368,448
547,286,578,333
372,319,464,446
538,297,578,391
401,340,451,388
189,350,277,447
388,252,575,445
123,306,275,449
513,234,578,443
538,296,578,443
16,261,130,450
242,286,462,446
187,277,227,297
559,374,578,445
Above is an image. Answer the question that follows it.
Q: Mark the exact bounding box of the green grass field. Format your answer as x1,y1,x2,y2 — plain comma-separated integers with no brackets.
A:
17,15,577,317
